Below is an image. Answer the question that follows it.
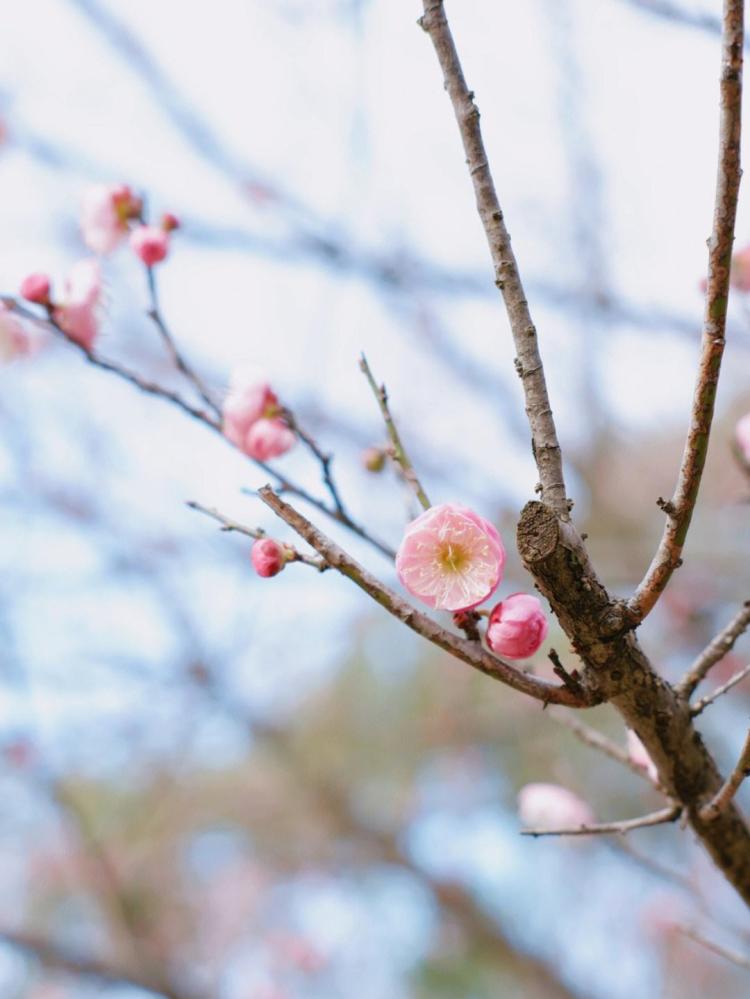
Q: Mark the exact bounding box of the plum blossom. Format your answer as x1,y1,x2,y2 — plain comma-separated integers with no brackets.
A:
627,730,659,783
81,183,140,254
222,369,295,460
251,538,289,578
130,224,170,266
20,272,51,305
0,303,31,361
52,259,103,350
245,418,296,461
395,503,505,612
735,412,750,463
486,592,548,659
518,782,594,829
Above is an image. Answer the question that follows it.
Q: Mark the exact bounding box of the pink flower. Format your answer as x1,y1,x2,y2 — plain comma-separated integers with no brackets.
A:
130,224,170,266
486,592,548,659
161,212,180,232
518,782,594,829
251,538,289,577
81,183,140,255
245,418,296,461
627,730,659,783
395,503,505,612
0,303,31,360
52,259,102,350
736,412,750,463
731,245,750,292
20,272,51,305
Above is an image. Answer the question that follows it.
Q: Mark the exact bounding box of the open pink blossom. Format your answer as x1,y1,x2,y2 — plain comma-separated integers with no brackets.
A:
627,730,659,783
251,538,289,577
518,782,594,829
130,224,170,266
486,592,548,659
52,259,102,350
245,418,296,461
735,412,750,463
81,183,140,254
0,303,31,360
395,503,505,612
20,272,51,305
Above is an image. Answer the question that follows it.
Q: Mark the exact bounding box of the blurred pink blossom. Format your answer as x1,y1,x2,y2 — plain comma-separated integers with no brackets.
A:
395,503,505,611
486,592,548,659
245,418,295,461
517,782,594,829
735,412,750,463
53,259,102,350
130,224,170,266
0,303,32,361
20,272,51,305
627,730,659,783
81,183,140,254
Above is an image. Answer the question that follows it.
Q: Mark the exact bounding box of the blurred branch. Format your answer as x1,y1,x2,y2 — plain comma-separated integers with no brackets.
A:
419,0,569,518
677,601,750,698
144,265,220,418
359,354,431,510
628,0,744,623
187,500,328,570
700,729,750,821
0,930,196,999
521,805,681,838
677,923,750,972
614,0,725,37
691,662,750,716
549,710,663,790
281,407,352,521
259,486,597,707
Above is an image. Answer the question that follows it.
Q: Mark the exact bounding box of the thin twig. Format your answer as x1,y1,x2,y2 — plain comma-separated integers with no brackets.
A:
281,406,351,519
186,501,328,570
628,0,744,623
677,924,750,972
0,929,195,999
359,354,431,511
521,805,681,838
691,663,750,716
145,265,220,418
700,729,750,821
258,486,596,708
548,709,663,790
419,0,569,517
677,602,750,698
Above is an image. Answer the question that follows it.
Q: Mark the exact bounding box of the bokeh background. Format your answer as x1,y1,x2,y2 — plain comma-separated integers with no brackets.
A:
1,0,750,996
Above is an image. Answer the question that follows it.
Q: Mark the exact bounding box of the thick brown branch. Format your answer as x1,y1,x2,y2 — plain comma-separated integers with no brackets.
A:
521,805,681,838
628,0,744,622
677,601,750,698
419,0,569,517
258,487,593,707
700,730,750,821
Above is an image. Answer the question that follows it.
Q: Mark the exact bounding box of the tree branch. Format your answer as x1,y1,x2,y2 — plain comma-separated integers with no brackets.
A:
677,924,750,972
521,805,681,838
677,601,750,698
691,663,750,716
700,729,750,821
257,486,595,707
628,0,744,623
359,354,431,510
419,0,569,517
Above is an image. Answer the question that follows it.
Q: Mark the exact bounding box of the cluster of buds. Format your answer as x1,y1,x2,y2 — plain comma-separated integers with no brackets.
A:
392,502,548,659
81,183,179,266
222,368,296,461
20,260,103,350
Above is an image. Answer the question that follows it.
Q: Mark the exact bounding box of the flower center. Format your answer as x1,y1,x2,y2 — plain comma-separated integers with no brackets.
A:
437,542,468,574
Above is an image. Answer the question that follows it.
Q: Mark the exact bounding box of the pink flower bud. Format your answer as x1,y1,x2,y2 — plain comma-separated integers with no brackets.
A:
736,412,750,463
517,782,594,829
361,446,386,472
626,730,658,783
52,259,102,350
160,212,180,232
20,272,51,305
486,592,548,659
395,503,505,612
130,225,170,266
251,538,289,577
81,183,140,255
245,417,296,461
